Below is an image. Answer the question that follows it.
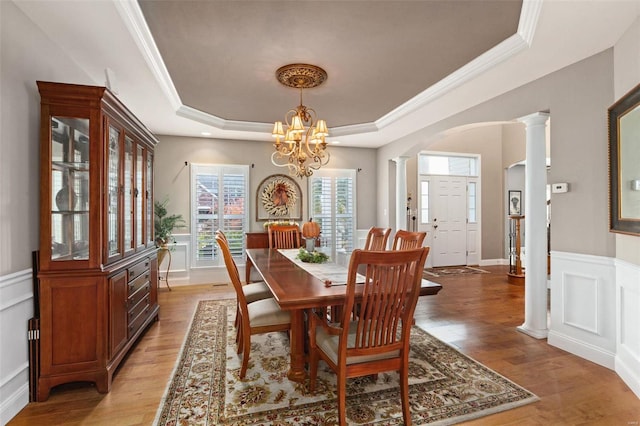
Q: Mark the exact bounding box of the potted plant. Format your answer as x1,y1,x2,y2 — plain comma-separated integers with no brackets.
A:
154,199,186,249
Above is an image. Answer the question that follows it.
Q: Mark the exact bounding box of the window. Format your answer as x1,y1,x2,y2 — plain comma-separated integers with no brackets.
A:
468,181,477,223
420,180,429,224
191,164,249,267
418,153,478,176
419,153,479,225
308,169,356,262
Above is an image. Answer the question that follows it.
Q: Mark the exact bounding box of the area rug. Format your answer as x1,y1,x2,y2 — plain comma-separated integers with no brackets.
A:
423,266,490,278
154,300,538,425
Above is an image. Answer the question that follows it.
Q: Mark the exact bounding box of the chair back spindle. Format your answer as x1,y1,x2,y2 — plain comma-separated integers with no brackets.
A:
392,229,426,250
268,224,302,249
363,227,391,251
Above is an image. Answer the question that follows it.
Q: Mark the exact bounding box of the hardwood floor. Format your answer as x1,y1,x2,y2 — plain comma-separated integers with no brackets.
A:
9,266,640,425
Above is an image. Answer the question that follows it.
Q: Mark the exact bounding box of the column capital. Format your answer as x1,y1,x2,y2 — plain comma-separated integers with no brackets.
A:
517,112,549,127
392,156,410,164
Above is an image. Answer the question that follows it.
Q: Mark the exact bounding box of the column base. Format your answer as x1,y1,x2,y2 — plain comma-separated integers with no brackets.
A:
517,324,548,339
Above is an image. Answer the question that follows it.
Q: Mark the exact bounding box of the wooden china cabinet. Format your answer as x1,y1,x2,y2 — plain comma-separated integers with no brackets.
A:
35,81,159,401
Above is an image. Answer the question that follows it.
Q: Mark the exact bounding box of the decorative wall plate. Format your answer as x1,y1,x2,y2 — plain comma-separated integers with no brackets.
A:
256,174,302,221
55,185,77,211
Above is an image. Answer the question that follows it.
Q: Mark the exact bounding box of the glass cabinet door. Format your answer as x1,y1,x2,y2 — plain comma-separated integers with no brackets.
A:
51,117,90,261
136,144,144,248
107,125,120,258
124,136,134,254
146,151,154,246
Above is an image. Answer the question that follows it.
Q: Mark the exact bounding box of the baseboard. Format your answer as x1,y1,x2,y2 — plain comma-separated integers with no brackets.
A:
0,268,34,426
547,330,616,370
0,383,29,426
614,258,640,399
479,258,507,266
616,354,640,399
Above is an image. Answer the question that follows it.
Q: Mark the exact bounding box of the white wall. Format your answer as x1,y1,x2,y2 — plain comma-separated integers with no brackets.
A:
378,49,616,258
614,18,640,269
0,3,96,423
611,16,640,399
153,135,378,285
376,18,640,399
0,270,33,426
425,124,509,260
2,4,639,425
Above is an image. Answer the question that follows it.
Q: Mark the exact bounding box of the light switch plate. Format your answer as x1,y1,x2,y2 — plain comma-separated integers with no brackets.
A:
552,183,569,193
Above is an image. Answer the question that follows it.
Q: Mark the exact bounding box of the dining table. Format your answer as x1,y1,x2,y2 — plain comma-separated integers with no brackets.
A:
245,247,443,382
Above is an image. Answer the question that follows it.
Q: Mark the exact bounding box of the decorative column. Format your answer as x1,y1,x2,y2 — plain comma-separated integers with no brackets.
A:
393,156,409,231
517,112,550,339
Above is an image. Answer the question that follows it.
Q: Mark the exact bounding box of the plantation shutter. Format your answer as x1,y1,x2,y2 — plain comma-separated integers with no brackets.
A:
335,176,354,253
309,169,356,262
191,164,249,267
222,171,247,258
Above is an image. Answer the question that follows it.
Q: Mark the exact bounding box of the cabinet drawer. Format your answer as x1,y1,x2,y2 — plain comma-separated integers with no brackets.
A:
128,294,150,322
128,282,150,309
128,298,151,338
128,258,149,281
128,271,149,296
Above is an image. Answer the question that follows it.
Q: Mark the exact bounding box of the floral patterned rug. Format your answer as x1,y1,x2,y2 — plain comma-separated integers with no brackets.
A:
154,300,538,425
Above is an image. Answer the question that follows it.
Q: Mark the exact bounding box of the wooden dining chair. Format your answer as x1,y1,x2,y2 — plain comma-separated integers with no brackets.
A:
268,224,302,249
216,230,273,338
308,247,430,426
346,226,392,319
215,234,290,379
392,229,426,250
363,227,391,250
215,230,272,303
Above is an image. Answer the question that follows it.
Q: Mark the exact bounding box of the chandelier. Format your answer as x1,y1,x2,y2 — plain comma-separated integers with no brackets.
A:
271,64,330,178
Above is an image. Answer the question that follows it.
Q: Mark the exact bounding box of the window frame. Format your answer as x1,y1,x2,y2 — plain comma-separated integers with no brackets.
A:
307,168,357,263
190,163,250,268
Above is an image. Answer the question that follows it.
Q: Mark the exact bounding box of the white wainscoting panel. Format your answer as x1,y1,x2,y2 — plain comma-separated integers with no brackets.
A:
615,258,640,398
561,273,599,334
0,269,33,426
548,251,616,369
163,234,190,286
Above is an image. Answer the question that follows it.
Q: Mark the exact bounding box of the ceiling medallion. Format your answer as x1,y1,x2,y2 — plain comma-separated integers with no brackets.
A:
276,64,327,89
271,63,330,178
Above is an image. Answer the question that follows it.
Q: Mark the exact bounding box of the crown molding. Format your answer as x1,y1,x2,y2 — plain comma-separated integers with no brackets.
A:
518,0,544,46
329,122,380,138
177,105,271,133
114,0,182,110
116,0,541,138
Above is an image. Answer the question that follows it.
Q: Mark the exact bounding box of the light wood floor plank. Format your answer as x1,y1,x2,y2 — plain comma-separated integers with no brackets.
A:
8,266,640,425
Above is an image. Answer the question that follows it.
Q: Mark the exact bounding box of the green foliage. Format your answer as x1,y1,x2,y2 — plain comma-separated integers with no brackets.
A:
296,248,329,264
154,199,186,247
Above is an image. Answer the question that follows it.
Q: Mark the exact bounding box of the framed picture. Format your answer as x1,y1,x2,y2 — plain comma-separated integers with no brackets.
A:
256,174,302,221
508,190,522,216
608,82,640,235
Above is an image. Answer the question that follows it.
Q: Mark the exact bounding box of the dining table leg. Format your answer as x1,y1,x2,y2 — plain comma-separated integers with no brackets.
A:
287,308,307,383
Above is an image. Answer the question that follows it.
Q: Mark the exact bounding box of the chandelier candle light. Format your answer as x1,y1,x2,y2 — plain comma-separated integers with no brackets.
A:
271,64,330,178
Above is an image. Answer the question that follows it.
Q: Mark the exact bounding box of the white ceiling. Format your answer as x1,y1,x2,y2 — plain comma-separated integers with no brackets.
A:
14,0,640,148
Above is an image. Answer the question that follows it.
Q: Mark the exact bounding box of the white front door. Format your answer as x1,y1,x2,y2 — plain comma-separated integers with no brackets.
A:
422,175,468,267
